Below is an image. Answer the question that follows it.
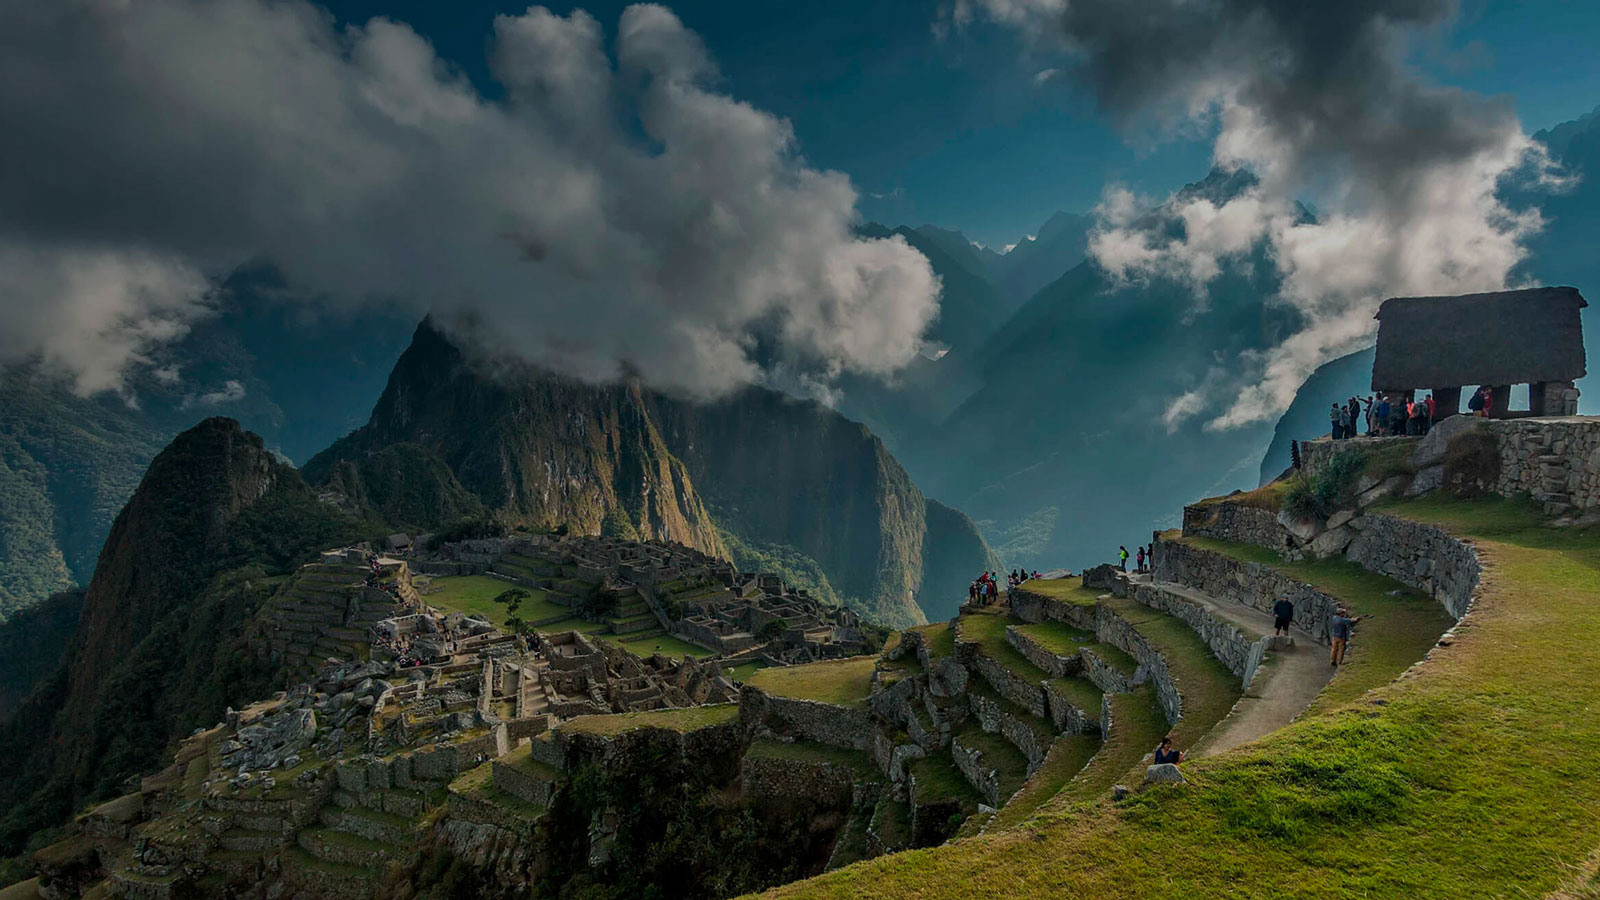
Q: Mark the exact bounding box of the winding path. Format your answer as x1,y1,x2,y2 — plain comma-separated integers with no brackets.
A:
1137,578,1335,757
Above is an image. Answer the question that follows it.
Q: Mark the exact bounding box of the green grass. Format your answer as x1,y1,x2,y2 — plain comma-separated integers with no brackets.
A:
909,622,956,660
496,744,563,780
423,575,564,626
963,678,1055,745
954,727,1031,802
986,734,1100,831
753,497,1600,900
1012,621,1139,675
1100,596,1241,749
1193,479,1290,510
1176,533,1455,713
613,631,717,660
869,794,912,851
1013,577,1100,605
557,703,739,736
910,754,981,806
725,661,767,682
746,740,879,777
956,612,1053,687
747,656,878,709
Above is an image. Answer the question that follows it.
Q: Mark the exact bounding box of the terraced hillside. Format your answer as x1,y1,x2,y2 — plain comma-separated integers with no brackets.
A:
13,419,1600,900
758,496,1600,900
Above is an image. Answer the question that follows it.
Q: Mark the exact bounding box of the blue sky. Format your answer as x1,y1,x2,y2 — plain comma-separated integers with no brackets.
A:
325,0,1600,249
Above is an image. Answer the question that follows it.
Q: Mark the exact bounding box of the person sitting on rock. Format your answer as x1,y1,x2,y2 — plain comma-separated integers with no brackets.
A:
1272,596,1294,636
1153,736,1185,765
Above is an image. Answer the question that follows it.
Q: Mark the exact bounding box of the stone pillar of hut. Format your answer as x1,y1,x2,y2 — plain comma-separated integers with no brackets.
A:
1430,387,1461,420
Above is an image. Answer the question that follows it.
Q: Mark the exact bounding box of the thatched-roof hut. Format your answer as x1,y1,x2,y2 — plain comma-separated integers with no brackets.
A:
1371,286,1587,418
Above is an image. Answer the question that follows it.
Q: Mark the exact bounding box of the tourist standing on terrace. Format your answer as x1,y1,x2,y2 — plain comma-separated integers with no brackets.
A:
1272,596,1294,636
1329,607,1367,666
1119,546,1129,571
1374,396,1390,435
1330,403,1343,439
1136,546,1146,573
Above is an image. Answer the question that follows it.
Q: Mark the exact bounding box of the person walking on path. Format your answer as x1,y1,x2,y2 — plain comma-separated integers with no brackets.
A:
1119,546,1130,571
1329,607,1368,667
1272,596,1294,636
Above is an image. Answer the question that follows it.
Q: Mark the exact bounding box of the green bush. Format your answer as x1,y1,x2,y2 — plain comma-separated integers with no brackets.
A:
1282,450,1368,520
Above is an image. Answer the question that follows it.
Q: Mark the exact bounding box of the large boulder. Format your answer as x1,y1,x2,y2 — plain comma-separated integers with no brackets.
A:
1276,510,1321,544
1414,416,1486,468
1308,526,1354,558
1144,764,1187,785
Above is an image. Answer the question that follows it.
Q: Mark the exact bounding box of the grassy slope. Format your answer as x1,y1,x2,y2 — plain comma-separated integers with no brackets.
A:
747,656,878,709
759,496,1600,899
423,575,564,625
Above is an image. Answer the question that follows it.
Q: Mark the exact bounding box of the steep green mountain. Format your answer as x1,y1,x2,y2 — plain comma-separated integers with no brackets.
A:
0,589,81,721
306,320,997,625
0,418,366,853
0,371,170,619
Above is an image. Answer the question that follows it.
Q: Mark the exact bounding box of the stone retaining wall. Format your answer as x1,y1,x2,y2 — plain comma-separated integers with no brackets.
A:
1092,610,1182,726
492,761,558,807
1154,539,1340,643
740,754,860,808
967,690,1048,772
1482,418,1600,513
740,688,876,751
949,736,1001,807
1077,648,1136,695
1130,583,1267,688
1181,502,1285,551
1003,627,1084,679
1345,513,1478,619
1299,435,1417,482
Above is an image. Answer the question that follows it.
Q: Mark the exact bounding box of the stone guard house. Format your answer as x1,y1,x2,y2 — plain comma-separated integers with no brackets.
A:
1372,286,1587,418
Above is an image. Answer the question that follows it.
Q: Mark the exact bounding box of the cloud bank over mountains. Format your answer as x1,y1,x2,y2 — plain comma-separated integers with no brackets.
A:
957,0,1564,429
0,1,939,399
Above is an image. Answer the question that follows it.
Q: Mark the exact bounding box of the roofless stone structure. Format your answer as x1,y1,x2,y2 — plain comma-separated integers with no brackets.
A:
1371,286,1587,418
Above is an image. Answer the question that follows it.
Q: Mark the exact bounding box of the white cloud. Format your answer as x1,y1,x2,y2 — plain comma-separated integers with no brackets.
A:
956,0,1564,430
0,1,941,400
181,380,247,410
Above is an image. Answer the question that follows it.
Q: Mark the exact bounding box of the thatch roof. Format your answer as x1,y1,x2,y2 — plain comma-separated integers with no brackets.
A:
1371,286,1587,391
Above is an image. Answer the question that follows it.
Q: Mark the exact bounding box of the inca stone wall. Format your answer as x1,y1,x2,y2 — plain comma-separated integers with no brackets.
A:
740,754,860,807
1299,435,1417,482
1092,608,1182,726
1130,582,1267,687
1181,502,1286,552
740,689,876,751
1154,539,1341,643
1483,418,1600,514
1344,513,1478,619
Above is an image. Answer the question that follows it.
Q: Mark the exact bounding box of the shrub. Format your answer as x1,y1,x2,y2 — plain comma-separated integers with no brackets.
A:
1281,450,1368,520
1442,430,1501,497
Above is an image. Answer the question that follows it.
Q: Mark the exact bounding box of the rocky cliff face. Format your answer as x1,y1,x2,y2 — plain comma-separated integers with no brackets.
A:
307,320,997,626
304,321,728,556
0,418,365,853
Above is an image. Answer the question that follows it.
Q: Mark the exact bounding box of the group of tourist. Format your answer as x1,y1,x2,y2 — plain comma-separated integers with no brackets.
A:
1333,385,1502,440
1118,544,1155,574
967,569,1044,605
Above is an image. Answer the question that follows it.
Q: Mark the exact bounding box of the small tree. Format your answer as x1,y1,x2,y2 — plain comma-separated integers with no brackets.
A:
494,588,530,616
